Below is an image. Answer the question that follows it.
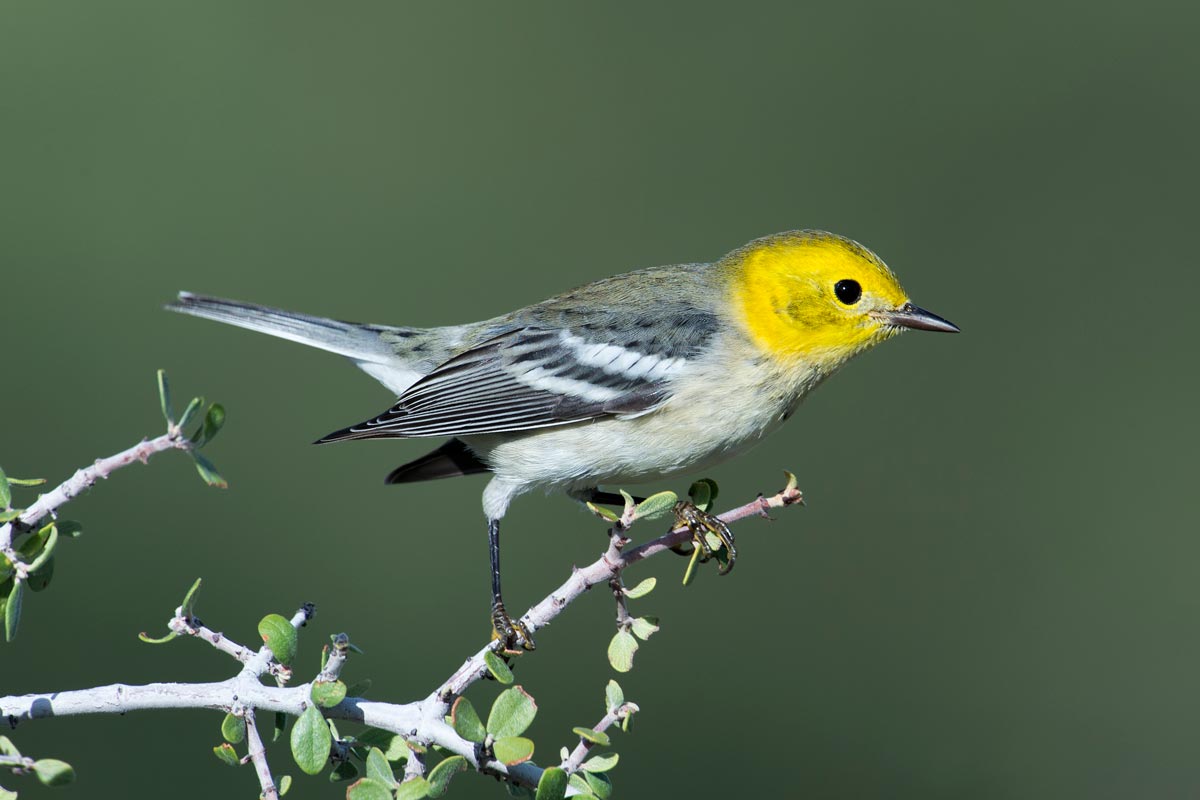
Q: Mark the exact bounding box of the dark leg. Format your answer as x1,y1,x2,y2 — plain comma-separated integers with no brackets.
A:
488,518,534,651
674,501,737,575
572,488,646,507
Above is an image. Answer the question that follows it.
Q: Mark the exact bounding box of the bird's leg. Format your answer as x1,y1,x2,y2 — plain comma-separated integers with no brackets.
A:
488,518,535,652
673,501,737,574
571,488,645,507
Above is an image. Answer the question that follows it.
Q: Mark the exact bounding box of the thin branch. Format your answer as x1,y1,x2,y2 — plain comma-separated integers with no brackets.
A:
242,709,277,800
560,702,639,775
1,429,192,560
0,480,802,793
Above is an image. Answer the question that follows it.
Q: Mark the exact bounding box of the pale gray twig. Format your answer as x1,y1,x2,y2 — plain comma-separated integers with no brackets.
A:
242,708,278,800
560,702,639,775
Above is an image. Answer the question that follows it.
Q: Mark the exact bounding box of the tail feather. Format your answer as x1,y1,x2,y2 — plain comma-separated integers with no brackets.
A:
168,292,425,394
384,438,491,483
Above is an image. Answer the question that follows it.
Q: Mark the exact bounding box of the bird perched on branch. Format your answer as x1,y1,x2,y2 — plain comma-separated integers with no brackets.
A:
169,230,958,650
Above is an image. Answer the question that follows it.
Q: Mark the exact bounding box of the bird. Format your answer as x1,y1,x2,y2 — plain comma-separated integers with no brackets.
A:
168,229,958,650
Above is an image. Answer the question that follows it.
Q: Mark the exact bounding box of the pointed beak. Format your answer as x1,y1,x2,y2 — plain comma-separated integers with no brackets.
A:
877,303,960,333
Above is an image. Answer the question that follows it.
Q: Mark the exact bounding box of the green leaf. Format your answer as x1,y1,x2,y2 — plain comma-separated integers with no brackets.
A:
681,545,702,586
484,649,514,684
222,712,246,743
622,577,655,599
290,704,332,775
365,746,397,787
605,680,624,714
157,369,173,425
568,774,595,798
346,777,393,800
355,728,409,762
18,522,53,559
581,753,619,773
487,686,538,738
426,755,467,798
137,629,178,644
180,577,203,618
178,396,204,432
572,727,610,747
688,478,719,512
27,555,54,592
491,736,534,766
396,777,431,800
584,770,613,799
5,579,23,642
330,760,360,783
633,491,677,521
585,502,620,523
278,774,292,795
204,403,227,444
606,630,638,673
191,450,228,489
274,711,288,742
450,696,486,743
259,613,297,665
784,469,798,493
213,742,240,766
311,680,348,708
535,766,569,800
25,526,58,575
0,736,19,757
0,510,21,523
32,758,75,787
630,616,659,641
0,465,10,508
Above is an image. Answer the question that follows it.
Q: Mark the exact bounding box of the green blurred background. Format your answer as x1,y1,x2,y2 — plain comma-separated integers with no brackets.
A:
2,2,1196,797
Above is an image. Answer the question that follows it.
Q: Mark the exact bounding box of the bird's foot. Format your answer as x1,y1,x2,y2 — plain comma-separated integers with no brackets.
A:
491,601,536,652
673,500,737,574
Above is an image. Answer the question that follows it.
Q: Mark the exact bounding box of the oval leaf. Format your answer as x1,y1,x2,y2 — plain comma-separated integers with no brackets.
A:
5,580,24,642
585,770,613,799
536,766,569,800
605,680,624,714
487,686,538,739
259,613,297,665
606,630,638,673
365,747,397,788
450,696,487,743
622,578,655,599
330,760,360,783
396,777,431,800
311,680,348,708
290,704,332,775
347,777,394,800
27,555,54,592
279,774,292,795
633,491,677,521
581,752,619,773
221,712,246,743
492,736,534,766
484,650,514,684
32,758,75,787
585,502,620,523
426,755,467,798
572,726,611,747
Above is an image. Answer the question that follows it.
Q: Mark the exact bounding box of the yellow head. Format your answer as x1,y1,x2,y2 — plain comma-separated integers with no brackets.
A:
725,230,957,369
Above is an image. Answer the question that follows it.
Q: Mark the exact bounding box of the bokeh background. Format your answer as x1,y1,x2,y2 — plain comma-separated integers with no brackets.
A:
2,2,1197,798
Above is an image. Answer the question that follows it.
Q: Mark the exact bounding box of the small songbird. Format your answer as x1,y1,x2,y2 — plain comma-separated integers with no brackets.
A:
169,230,958,649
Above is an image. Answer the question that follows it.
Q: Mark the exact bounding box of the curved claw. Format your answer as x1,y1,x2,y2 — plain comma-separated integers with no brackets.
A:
491,601,536,652
673,501,737,575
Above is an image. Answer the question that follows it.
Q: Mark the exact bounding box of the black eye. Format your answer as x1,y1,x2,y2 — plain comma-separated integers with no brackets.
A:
834,279,862,305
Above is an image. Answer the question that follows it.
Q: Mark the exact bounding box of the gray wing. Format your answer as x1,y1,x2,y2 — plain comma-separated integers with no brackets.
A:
317,306,718,441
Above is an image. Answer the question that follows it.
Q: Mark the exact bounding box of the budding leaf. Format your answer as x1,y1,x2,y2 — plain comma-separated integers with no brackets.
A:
258,613,297,665
606,630,638,673
484,649,514,684
213,742,239,766
157,369,173,425
178,396,204,432
290,704,332,775
487,686,538,739
536,766,569,800
190,450,228,489
202,403,226,444
605,680,624,714
279,774,292,795
365,746,397,788
585,502,620,523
